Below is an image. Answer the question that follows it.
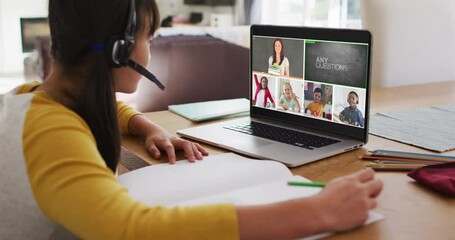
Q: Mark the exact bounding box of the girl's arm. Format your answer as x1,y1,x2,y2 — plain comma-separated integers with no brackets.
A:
128,114,208,164
294,97,301,112
237,168,382,239
266,90,275,108
117,102,207,163
24,109,232,240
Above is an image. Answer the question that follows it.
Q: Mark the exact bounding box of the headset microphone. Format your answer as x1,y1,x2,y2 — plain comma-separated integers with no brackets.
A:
127,59,165,90
106,0,165,91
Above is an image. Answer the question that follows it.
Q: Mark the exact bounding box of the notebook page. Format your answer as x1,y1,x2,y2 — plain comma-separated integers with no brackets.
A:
117,153,293,206
175,175,317,207
174,175,383,240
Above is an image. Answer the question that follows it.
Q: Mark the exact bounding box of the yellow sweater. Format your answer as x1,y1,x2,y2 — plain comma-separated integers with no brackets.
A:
0,82,238,239
306,102,325,117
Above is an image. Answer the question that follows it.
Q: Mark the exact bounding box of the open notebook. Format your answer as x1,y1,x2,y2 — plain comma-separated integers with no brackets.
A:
117,153,383,239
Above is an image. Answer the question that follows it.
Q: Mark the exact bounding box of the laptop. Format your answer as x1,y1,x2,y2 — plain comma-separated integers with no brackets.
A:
177,25,372,167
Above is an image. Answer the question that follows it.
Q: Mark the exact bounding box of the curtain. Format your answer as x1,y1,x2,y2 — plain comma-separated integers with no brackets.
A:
244,0,261,25
243,0,361,28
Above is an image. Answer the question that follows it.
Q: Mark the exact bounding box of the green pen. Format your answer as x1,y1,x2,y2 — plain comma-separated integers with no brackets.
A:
287,181,326,188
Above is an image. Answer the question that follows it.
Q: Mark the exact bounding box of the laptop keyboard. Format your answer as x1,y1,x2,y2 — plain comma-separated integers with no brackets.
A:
224,121,340,149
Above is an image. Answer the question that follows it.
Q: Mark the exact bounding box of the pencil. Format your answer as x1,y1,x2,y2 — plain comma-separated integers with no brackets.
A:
368,165,420,171
373,160,437,165
361,155,448,164
370,149,455,162
365,163,423,171
366,163,427,167
288,181,326,187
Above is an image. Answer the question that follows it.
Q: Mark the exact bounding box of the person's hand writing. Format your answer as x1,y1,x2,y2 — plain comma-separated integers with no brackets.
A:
314,168,383,232
144,128,208,164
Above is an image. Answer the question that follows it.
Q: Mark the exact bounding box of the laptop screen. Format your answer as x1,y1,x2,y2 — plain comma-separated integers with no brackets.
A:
250,25,371,141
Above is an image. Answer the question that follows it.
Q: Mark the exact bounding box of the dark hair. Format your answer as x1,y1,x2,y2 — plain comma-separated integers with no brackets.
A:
314,87,323,94
48,0,160,172
348,91,359,99
272,38,284,65
260,76,268,89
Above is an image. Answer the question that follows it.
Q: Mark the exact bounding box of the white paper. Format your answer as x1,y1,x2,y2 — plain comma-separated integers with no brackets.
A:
118,153,293,206
176,175,320,207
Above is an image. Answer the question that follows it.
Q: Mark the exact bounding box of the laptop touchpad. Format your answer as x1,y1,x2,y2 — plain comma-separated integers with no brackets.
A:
232,138,273,149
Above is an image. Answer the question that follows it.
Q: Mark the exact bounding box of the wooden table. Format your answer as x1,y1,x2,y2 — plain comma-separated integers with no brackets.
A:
120,80,455,239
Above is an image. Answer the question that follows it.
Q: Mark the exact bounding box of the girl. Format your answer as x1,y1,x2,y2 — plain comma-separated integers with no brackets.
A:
253,74,275,108
0,0,382,239
279,82,301,112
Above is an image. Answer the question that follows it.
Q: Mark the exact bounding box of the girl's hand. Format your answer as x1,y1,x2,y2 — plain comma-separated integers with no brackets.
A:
144,130,208,164
314,168,383,232
128,114,209,164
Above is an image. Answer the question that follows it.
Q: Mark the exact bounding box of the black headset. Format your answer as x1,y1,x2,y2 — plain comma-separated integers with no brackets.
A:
106,0,165,90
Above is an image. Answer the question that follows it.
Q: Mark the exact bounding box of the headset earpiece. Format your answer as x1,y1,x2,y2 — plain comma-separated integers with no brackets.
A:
102,0,165,90
106,0,136,68
106,35,134,68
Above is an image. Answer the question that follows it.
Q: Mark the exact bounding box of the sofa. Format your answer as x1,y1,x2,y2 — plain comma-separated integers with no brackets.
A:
30,27,250,112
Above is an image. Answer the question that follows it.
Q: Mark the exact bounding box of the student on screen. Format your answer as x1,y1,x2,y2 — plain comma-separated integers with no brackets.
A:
253,74,275,108
279,82,301,112
268,38,290,77
339,91,364,127
306,85,333,117
0,0,382,239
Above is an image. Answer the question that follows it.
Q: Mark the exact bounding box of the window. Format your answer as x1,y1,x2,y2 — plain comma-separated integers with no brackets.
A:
252,0,361,28
20,17,50,53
